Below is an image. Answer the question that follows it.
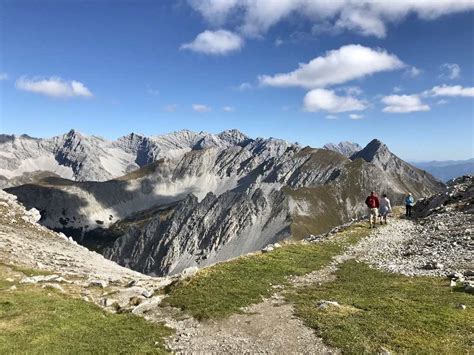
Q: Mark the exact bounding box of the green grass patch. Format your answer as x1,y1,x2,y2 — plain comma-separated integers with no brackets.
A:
164,224,370,320
286,260,474,354
0,262,51,277
0,267,172,354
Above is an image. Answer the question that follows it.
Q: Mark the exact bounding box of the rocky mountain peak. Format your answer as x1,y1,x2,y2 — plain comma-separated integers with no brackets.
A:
350,139,388,162
217,129,250,146
323,141,362,157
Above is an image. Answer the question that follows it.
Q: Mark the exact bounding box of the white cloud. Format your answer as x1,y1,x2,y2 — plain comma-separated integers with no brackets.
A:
325,114,338,120
429,84,474,97
439,63,461,79
163,104,178,112
180,30,243,55
236,82,252,91
404,66,422,78
381,94,430,113
0,73,8,80
349,113,364,120
436,99,448,105
192,104,212,112
188,1,474,38
15,76,93,98
393,86,402,93
258,44,404,89
222,106,234,112
303,88,367,113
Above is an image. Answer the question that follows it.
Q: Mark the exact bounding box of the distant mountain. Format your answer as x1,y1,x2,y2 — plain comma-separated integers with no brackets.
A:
0,129,249,187
6,132,444,276
323,141,361,157
411,159,474,182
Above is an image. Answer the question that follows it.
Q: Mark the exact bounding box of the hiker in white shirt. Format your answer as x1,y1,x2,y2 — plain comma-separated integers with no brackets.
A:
379,194,392,225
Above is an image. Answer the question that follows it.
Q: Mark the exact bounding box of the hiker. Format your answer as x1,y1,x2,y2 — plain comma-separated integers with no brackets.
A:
365,191,380,228
405,193,415,218
379,194,392,225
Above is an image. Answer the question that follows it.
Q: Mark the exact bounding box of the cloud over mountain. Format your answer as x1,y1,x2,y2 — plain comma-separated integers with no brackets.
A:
258,45,404,89
303,88,366,113
180,29,243,55
192,104,212,112
15,76,93,98
382,94,430,113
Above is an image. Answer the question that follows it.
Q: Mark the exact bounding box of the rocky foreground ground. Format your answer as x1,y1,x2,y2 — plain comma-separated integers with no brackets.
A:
0,176,473,353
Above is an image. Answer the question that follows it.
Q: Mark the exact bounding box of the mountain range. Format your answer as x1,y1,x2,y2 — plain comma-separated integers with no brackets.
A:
1,129,444,276
410,159,474,182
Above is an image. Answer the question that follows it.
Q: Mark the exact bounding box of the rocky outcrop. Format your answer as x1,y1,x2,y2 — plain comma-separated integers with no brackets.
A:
104,187,291,276
323,141,361,157
413,175,474,218
0,129,251,185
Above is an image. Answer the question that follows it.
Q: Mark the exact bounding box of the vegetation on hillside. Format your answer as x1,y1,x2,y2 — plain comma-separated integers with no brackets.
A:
286,260,474,353
0,265,172,354
163,224,370,319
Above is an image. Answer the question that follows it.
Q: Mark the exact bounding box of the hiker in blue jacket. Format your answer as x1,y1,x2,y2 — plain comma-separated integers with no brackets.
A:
405,193,415,218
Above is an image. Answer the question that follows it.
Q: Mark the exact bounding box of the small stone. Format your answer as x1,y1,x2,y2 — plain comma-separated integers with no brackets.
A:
464,281,474,294
9,285,17,291
6,277,14,282
317,300,341,310
126,280,137,287
457,304,466,310
450,280,457,287
141,290,153,298
261,245,274,253
87,279,108,288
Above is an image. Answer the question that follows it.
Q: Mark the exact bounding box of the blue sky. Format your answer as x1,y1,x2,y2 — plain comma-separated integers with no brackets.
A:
0,0,473,161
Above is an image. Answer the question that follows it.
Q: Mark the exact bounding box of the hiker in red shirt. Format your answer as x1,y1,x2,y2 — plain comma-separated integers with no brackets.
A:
365,191,380,228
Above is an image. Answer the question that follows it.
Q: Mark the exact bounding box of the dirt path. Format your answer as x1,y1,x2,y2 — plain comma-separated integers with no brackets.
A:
158,218,426,354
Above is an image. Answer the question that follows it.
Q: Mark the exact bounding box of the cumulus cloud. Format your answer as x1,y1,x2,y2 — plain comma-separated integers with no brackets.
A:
325,114,338,120
303,88,367,113
187,0,474,38
180,29,243,55
222,106,234,112
15,76,93,98
439,63,461,79
429,85,474,97
381,94,430,113
0,73,8,80
192,104,212,112
349,113,364,120
393,86,402,93
258,44,404,89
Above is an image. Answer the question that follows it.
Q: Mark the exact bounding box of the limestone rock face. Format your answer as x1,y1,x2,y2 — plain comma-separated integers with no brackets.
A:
323,141,361,157
0,129,251,186
104,188,291,276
